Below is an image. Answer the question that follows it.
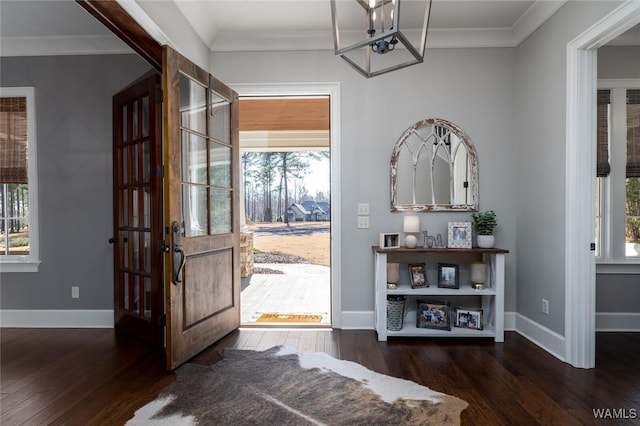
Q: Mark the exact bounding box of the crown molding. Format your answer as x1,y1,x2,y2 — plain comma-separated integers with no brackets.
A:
0,0,567,56
0,35,133,57
207,0,567,51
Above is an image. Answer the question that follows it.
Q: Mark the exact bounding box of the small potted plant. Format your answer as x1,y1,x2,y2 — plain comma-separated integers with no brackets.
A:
472,210,497,248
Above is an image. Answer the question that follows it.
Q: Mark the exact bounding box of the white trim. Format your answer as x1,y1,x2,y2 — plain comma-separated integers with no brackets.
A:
115,0,173,48
340,311,375,330
2,1,567,56
0,310,114,328
598,79,640,89
565,0,640,369
515,313,566,362
596,312,640,331
0,35,133,57
0,261,41,273
511,0,568,46
231,83,342,329
504,311,517,331
0,87,40,272
596,261,640,274
208,1,566,51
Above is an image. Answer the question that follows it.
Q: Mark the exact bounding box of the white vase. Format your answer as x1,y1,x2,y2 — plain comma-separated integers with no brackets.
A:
405,234,418,248
477,235,495,248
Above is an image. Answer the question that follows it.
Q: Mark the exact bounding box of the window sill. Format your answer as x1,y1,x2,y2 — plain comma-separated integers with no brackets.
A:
0,260,41,273
596,259,640,275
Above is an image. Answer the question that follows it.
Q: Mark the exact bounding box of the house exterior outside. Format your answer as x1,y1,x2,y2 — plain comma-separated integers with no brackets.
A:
301,200,330,221
287,203,311,221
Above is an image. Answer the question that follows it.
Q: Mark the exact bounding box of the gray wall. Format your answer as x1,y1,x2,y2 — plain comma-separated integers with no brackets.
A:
211,48,518,314
596,44,640,314
0,54,153,309
598,45,640,79
513,1,622,335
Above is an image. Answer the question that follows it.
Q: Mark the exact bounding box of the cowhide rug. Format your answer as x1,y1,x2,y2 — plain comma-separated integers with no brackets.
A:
127,346,468,425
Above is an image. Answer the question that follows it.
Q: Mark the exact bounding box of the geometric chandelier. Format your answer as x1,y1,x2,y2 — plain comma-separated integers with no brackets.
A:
330,0,432,78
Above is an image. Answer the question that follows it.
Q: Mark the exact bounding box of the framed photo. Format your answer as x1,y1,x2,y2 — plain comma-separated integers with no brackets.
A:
416,300,451,330
379,233,400,249
409,263,428,288
438,263,459,289
454,307,483,330
448,222,472,248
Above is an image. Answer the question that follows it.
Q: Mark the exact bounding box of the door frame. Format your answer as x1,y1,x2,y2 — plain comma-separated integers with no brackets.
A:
565,0,640,368
233,83,342,328
76,1,162,71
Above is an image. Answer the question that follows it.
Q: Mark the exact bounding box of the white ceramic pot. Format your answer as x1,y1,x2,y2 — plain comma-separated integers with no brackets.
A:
477,235,495,248
405,234,418,248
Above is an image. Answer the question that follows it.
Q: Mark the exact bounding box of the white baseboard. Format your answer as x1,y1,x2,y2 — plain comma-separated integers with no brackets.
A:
504,311,516,330
596,312,640,331
514,313,566,362
0,309,114,328
340,311,375,329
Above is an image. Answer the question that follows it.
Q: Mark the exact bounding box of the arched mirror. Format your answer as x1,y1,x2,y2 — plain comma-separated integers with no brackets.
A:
391,118,478,211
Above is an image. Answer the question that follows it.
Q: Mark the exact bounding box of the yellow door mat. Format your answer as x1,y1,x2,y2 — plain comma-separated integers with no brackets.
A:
256,313,323,323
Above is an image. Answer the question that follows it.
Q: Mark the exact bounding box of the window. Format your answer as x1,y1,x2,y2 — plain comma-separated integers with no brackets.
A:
0,87,39,272
595,82,640,263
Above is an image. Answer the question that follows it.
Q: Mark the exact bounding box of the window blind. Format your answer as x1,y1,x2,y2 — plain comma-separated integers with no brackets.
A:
597,90,610,177
0,97,28,184
628,90,640,178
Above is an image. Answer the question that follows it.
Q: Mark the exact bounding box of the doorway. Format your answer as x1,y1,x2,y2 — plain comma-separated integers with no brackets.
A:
232,83,342,328
565,1,640,368
238,96,332,326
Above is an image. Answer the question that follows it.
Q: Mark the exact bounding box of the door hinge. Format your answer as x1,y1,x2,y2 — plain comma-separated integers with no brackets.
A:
155,88,163,103
160,314,166,327
590,243,596,251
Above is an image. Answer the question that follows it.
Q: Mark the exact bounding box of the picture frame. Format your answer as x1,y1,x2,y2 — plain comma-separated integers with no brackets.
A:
379,233,400,249
409,263,428,288
454,307,484,330
447,222,472,248
416,300,451,330
438,263,460,289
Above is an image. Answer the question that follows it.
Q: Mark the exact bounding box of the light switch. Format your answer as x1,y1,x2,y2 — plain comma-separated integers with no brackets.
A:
357,216,370,229
357,203,370,216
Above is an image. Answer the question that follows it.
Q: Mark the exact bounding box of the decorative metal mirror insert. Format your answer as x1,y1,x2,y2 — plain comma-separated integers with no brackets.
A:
391,118,478,212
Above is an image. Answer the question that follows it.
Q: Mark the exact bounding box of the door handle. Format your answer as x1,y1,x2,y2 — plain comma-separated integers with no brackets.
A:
171,221,185,284
173,247,185,284
108,236,128,244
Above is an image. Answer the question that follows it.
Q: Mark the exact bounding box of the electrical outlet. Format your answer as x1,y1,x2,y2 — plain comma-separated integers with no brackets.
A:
542,298,549,315
357,216,370,229
357,203,370,216
72,286,80,299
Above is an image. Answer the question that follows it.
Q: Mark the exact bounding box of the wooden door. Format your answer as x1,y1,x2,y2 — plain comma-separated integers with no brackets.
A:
112,72,164,348
162,47,240,370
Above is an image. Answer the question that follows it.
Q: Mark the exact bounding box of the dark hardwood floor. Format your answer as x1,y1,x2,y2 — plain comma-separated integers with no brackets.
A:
1,328,639,425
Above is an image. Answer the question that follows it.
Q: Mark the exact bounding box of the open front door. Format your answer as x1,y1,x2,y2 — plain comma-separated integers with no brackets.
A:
112,72,164,348
162,46,240,370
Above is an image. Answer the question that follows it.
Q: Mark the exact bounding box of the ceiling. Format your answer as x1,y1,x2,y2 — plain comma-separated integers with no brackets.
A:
0,0,638,57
